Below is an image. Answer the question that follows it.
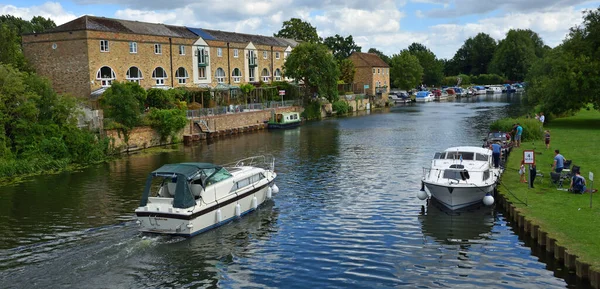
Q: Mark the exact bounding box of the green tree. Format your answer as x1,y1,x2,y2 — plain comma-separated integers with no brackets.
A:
390,50,423,90
367,48,391,65
147,105,188,143
99,82,147,147
283,42,339,102
274,18,321,43
407,43,444,86
338,59,356,84
323,34,361,62
146,88,175,109
451,33,497,75
490,29,539,81
29,16,56,33
0,24,27,69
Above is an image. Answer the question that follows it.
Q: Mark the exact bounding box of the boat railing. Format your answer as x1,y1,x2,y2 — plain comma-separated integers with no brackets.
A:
223,155,275,171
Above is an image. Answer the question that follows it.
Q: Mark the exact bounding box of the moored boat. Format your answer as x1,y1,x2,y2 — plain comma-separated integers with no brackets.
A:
135,155,278,237
417,147,501,210
268,111,301,129
415,91,434,102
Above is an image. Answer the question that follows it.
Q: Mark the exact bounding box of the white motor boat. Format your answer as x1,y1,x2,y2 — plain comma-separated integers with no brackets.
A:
418,147,501,210
415,91,434,102
135,155,278,237
486,85,503,94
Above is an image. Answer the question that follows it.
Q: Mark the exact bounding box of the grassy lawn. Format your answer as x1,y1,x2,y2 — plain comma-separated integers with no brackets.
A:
499,108,600,270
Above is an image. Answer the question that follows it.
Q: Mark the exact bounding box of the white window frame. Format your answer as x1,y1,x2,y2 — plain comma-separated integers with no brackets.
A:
176,67,189,84
96,66,115,87
233,49,239,58
261,68,270,82
263,51,267,59
126,66,143,84
152,67,168,86
215,68,226,83
154,44,162,54
198,67,206,80
275,52,280,59
217,48,223,57
197,47,208,64
232,68,242,83
179,45,185,55
100,40,109,52
249,68,255,82
129,42,137,54
274,69,282,81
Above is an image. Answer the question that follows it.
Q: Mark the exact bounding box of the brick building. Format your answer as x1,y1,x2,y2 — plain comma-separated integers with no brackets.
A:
347,52,390,101
21,15,298,101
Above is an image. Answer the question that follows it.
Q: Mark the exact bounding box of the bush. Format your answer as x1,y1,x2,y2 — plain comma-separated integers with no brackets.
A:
147,107,188,143
146,88,175,109
490,117,544,142
301,100,322,120
332,100,352,116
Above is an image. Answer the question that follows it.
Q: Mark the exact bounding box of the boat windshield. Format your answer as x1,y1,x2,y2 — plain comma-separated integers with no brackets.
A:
444,151,475,161
443,170,463,180
202,167,233,186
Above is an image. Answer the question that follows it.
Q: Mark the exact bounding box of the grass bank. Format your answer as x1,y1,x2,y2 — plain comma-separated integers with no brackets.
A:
499,108,600,270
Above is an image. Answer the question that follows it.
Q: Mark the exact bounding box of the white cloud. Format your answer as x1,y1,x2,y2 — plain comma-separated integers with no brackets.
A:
0,2,77,25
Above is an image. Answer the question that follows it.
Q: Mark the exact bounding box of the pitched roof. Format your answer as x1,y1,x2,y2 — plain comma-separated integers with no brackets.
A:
199,28,298,47
350,52,389,68
46,15,198,38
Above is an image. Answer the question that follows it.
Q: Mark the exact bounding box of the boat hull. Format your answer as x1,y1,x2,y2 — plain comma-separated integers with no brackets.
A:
135,182,272,237
268,121,301,129
424,181,494,210
415,96,433,102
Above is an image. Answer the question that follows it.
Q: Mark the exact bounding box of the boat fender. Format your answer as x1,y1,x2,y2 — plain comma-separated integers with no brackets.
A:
483,193,495,206
235,203,241,217
417,190,428,201
216,208,222,223
252,196,258,209
272,184,280,194
267,187,272,199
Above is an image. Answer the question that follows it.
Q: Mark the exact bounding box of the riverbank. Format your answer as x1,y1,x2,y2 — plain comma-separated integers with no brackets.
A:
498,108,600,287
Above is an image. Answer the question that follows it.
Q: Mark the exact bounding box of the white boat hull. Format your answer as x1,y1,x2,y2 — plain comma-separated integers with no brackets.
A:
136,182,273,237
424,181,494,210
415,96,433,102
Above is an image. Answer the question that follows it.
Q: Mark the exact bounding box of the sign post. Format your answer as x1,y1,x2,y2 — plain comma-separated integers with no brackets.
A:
364,84,369,96
589,171,594,208
523,150,535,204
278,90,285,107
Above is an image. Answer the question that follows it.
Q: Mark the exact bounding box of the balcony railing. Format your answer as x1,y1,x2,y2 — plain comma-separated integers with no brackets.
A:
248,56,258,68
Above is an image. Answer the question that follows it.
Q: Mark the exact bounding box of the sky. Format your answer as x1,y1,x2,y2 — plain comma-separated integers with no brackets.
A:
2,0,600,59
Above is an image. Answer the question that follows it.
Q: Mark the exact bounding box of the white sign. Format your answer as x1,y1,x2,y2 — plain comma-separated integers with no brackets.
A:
523,150,535,164
590,172,594,181
279,90,285,96
364,84,369,89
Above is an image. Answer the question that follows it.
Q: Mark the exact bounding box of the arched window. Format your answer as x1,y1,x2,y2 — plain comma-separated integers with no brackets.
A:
261,68,270,82
232,68,242,83
96,66,115,87
215,68,226,83
152,67,168,86
274,69,282,81
175,67,189,84
126,66,142,84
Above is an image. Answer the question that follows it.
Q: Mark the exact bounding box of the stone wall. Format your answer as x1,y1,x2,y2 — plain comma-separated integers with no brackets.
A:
105,126,180,151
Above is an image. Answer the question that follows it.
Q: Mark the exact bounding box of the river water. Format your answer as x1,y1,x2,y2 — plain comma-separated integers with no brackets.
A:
0,94,586,288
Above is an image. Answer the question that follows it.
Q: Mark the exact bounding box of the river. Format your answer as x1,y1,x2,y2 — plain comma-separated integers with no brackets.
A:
0,94,588,288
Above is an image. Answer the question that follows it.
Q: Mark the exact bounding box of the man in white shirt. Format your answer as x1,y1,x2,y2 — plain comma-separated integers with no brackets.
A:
539,112,545,125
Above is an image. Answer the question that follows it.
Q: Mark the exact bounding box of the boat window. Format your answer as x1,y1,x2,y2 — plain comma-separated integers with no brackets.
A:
443,170,463,180
483,170,490,181
476,154,488,161
204,167,232,186
445,151,474,160
433,152,444,159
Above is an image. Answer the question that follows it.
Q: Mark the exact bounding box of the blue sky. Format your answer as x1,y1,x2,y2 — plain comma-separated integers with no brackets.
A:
2,0,600,59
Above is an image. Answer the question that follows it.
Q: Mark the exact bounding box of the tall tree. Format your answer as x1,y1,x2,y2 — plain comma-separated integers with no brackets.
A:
283,42,339,102
407,42,444,86
99,82,147,148
323,34,361,62
490,29,539,81
30,16,56,33
451,33,497,75
274,18,321,43
390,50,423,90
338,59,356,84
367,48,391,65
0,24,26,68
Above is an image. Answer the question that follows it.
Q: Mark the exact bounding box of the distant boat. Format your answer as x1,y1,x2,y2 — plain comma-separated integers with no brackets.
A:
486,85,502,94
415,91,434,102
267,111,302,129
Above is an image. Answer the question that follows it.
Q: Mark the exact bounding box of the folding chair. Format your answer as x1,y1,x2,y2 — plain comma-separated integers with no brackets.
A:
550,172,568,191
562,160,572,175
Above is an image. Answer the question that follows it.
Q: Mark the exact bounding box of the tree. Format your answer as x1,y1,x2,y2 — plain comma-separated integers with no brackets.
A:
30,16,56,33
274,18,321,43
490,29,539,81
367,48,391,65
390,50,423,90
99,82,147,148
407,43,444,86
338,59,356,84
451,33,496,75
323,34,361,62
283,42,339,102
147,105,188,143
0,24,26,69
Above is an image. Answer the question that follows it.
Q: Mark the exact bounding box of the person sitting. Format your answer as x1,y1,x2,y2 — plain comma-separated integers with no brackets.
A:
569,171,597,194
